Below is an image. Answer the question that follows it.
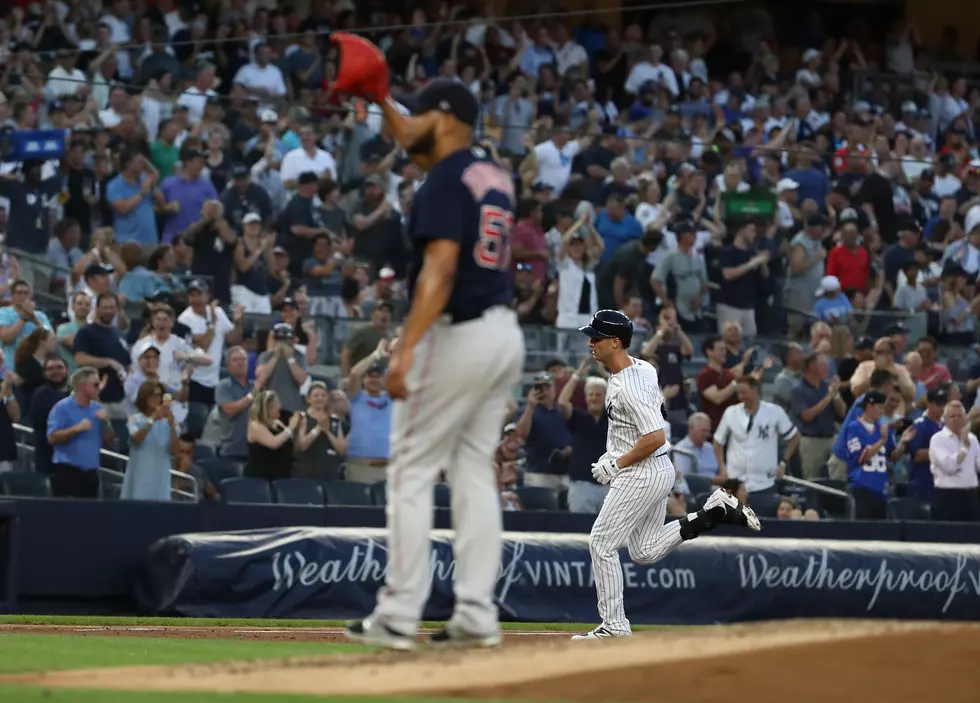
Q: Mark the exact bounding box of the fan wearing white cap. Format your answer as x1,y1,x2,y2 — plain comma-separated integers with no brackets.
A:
796,49,822,88
775,177,800,230
812,275,852,323
360,267,406,316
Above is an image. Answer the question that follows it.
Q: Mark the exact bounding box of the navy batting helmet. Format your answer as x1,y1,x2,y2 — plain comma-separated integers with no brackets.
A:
579,309,633,347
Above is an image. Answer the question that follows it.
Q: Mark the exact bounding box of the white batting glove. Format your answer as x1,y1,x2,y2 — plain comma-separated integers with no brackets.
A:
591,454,620,485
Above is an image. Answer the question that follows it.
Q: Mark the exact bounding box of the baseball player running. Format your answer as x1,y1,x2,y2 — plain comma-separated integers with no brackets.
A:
571,310,760,641
333,36,524,651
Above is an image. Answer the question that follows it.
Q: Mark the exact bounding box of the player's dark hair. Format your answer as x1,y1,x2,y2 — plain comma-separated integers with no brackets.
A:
869,369,895,389
701,336,722,356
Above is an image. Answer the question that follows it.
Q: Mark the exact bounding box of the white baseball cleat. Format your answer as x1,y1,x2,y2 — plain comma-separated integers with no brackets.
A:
344,617,416,651
703,487,762,531
570,625,630,641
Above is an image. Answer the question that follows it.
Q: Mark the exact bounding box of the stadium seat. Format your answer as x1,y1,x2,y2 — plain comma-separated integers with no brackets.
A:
684,473,714,496
322,480,373,506
220,477,273,504
199,458,245,487
557,488,568,511
193,443,218,462
370,481,386,506
516,486,559,511
809,478,851,518
273,478,324,506
746,492,782,519
434,483,451,508
887,498,930,521
99,470,124,500
0,471,51,498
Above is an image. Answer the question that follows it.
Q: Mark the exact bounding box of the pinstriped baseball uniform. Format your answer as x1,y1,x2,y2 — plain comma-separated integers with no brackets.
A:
589,357,686,635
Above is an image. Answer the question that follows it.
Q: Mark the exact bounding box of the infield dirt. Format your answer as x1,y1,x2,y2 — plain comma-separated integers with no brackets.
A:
2,620,977,702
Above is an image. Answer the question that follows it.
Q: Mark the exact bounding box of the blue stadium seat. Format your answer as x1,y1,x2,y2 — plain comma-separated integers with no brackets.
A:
746,492,782,519
220,477,273,504
273,478,324,506
0,472,51,498
516,486,559,511
684,473,714,496
887,498,930,521
322,480,373,506
199,458,244,488
434,483,451,508
370,481,386,506
193,443,218,462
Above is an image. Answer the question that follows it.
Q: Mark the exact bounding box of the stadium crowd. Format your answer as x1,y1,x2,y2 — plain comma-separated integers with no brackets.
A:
0,1,979,521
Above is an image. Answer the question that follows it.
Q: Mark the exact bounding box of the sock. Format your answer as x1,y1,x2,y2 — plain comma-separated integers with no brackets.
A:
678,505,727,540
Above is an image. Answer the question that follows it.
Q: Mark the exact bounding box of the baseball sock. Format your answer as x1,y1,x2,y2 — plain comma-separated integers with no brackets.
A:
678,506,727,540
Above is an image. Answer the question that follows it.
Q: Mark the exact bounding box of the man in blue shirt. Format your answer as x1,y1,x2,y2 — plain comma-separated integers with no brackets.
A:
904,387,947,502
106,150,167,246
0,280,53,363
812,275,853,323
47,367,114,498
515,372,573,489
595,193,642,262
843,391,916,520
344,340,392,485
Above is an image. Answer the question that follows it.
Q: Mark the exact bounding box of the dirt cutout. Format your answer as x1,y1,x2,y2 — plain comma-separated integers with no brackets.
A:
5,620,979,703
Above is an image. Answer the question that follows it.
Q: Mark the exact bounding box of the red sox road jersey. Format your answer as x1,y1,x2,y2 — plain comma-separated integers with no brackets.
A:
605,358,671,467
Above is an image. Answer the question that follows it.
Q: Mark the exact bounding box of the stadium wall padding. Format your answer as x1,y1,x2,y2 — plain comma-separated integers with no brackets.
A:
134,527,980,623
1,498,980,613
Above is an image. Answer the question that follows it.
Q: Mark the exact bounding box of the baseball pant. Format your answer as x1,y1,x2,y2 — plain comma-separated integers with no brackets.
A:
589,454,683,635
373,308,525,637
799,436,834,479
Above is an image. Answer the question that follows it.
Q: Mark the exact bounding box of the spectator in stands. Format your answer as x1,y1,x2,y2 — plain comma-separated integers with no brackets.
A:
651,222,709,331
906,386,948,504
672,412,720,479
696,336,740,430
72,292,131,415
595,193,642,262
929,400,980,522
183,199,237,305
56,293,91,372
843,391,917,520
825,208,871,300
642,306,692,415
215,347,257,461
915,336,951,391
13,328,55,414
544,358,585,411
0,370,18,473
850,337,917,416
510,198,549,286
254,323,309,421
0,280,53,363
790,352,846,480
303,234,345,316
556,357,608,513
772,343,804,414
47,220,84,295
47,367,114,499
0,160,63,289
231,214,275,313
131,306,211,394
516,371,573,489
106,150,166,248
245,389,300,482
494,423,524,510
222,165,273,235
178,281,243,406
776,497,820,521
271,296,318,367
717,218,769,338
359,267,406,317
294,381,345,482
29,355,69,476
279,125,337,188
344,339,393,485
785,214,828,333
812,275,853,324
123,344,190,426
340,303,392,376
121,379,179,502
714,376,798,496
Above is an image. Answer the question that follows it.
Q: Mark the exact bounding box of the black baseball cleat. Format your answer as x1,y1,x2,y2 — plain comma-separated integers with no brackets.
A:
344,617,416,651
679,488,761,539
428,624,502,648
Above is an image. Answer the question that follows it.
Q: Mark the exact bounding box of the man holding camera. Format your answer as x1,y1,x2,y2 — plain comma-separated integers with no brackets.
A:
254,322,310,422
514,371,573,490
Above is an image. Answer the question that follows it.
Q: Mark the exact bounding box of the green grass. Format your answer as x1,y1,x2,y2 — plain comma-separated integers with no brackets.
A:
0,689,527,703
0,614,655,632
0,634,368,674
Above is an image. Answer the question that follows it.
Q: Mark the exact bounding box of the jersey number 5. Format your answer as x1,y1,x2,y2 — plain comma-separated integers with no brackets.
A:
474,205,514,270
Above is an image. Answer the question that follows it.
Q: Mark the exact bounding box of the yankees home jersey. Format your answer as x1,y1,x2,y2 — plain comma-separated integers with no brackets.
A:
605,357,671,467
714,401,797,492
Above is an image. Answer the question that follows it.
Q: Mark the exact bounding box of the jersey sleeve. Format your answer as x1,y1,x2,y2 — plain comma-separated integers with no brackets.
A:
714,407,732,446
775,406,799,441
843,422,866,464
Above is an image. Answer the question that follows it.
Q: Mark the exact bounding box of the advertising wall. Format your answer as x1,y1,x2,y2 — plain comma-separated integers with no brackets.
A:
135,527,980,624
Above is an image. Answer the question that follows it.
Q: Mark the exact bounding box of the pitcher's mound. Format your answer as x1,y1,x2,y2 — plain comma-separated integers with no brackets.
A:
9,620,979,702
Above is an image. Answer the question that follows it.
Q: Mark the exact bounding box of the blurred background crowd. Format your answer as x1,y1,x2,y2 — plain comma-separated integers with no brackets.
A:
1,0,980,522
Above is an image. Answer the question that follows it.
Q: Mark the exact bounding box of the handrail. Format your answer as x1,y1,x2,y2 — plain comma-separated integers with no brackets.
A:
780,475,855,521
13,423,198,502
670,446,698,474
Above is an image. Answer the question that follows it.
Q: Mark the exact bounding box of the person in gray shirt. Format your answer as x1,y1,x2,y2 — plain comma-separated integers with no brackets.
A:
255,323,309,419
651,222,708,329
772,343,805,414
215,346,256,459
494,74,535,155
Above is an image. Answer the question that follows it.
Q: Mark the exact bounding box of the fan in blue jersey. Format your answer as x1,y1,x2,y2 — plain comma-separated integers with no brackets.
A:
842,390,917,519
903,386,949,502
